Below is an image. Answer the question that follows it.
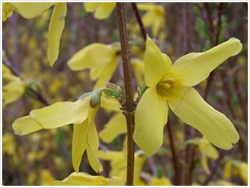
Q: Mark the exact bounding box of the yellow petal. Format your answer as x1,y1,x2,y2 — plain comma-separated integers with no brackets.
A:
144,36,172,87
199,138,219,159
10,3,55,19
137,3,156,11
223,161,232,180
94,3,116,20
239,162,248,184
201,152,210,173
53,172,124,186
47,3,67,66
12,116,43,135
131,58,145,85
84,2,100,12
86,106,103,173
68,43,116,71
169,87,239,150
172,38,242,86
134,87,168,156
99,113,126,143
97,150,124,161
72,121,88,173
141,11,155,27
2,3,13,21
87,122,103,173
3,81,25,106
93,59,117,90
101,94,121,112
30,98,90,129
152,17,165,37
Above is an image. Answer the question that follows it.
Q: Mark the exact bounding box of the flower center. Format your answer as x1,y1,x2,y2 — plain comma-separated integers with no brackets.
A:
156,74,177,98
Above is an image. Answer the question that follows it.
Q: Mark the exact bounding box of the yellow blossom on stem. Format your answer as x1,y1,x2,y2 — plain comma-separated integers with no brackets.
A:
12,93,103,173
134,36,242,156
84,2,116,20
67,43,120,89
137,3,165,37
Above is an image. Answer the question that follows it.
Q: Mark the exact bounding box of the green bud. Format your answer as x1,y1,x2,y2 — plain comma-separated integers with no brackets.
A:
90,90,102,108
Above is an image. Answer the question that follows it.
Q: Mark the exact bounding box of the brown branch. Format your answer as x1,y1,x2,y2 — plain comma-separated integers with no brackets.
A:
116,3,135,185
131,3,147,41
166,120,180,185
3,55,49,106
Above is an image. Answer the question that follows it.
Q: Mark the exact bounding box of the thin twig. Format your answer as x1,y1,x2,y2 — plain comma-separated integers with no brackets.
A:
131,3,147,41
116,3,135,185
3,55,49,106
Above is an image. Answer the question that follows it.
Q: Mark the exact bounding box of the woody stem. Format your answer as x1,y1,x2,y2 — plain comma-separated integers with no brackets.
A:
116,3,135,186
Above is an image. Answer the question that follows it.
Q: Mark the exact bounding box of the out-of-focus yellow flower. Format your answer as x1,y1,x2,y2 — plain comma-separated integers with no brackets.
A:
134,36,242,156
137,3,165,36
99,95,126,143
53,172,125,186
149,176,172,186
131,58,145,85
2,65,26,107
223,160,232,180
198,137,219,173
12,93,103,173
3,3,66,66
239,162,248,184
40,170,55,185
68,43,120,89
2,133,16,155
84,2,116,20
98,143,147,185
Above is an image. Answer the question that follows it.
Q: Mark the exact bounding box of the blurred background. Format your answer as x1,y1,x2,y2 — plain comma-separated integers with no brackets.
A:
2,2,248,185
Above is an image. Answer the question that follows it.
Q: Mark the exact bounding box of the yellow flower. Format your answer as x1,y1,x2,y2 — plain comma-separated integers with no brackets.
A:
53,172,125,186
149,176,172,186
134,36,242,156
137,3,165,37
98,147,147,185
99,95,126,143
3,3,67,66
2,64,26,107
12,93,103,173
84,2,116,20
68,43,120,89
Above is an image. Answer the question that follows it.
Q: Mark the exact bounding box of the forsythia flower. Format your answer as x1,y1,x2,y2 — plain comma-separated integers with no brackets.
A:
137,3,165,37
84,2,116,20
3,3,67,66
53,172,125,186
2,64,26,107
134,36,242,156
98,148,147,185
99,95,126,143
12,93,103,173
67,43,120,89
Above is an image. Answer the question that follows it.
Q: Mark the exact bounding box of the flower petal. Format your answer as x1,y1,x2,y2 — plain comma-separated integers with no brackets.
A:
172,38,242,86
144,36,172,87
2,3,13,21
94,3,116,20
93,59,117,90
47,3,67,66
67,44,115,71
169,87,239,150
84,2,100,12
10,3,54,19
30,98,90,129
134,88,168,156
99,113,126,143
72,121,88,173
86,106,103,173
101,94,121,113
87,121,103,173
12,116,43,135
